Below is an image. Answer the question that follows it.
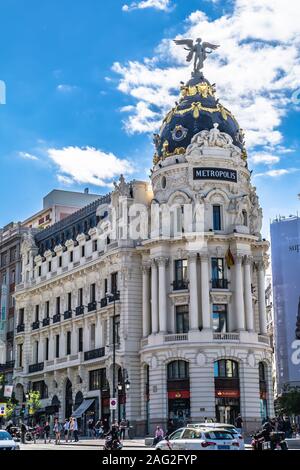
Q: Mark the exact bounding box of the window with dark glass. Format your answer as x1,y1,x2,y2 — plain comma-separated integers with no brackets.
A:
89,368,107,391
55,334,60,358
70,251,73,263
18,343,23,367
58,256,62,267
214,359,239,378
111,272,118,294
213,205,222,231
176,305,189,333
66,331,71,355
35,305,39,322
93,240,98,252
113,315,121,344
56,297,60,315
90,283,96,302
45,301,50,318
174,259,188,290
78,328,83,352
78,288,83,307
167,360,189,380
104,278,108,295
45,338,49,361
38,266,41,277
67,293,72,311
212,304,228,333
48,261,52,272
35,341,39,363
19,308,24,325
81,245,85,257
211,258,227,288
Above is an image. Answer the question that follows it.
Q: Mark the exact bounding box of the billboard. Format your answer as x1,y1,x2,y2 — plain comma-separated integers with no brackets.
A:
271,217,300,392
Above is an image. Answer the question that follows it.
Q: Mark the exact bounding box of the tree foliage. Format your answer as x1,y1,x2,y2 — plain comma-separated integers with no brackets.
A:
277,385,300,415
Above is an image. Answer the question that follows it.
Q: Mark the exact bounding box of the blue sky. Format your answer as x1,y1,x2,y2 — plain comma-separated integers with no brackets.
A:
0,0,299,237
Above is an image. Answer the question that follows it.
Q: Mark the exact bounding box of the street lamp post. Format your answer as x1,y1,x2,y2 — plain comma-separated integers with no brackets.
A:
106,290,120,425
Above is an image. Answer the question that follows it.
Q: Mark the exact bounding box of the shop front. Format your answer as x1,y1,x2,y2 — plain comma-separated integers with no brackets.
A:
167,360,190,428
214,359,240,425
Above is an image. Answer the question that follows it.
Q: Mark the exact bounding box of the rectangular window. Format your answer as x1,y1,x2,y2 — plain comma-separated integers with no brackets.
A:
67,292,72,311
104,278,108,295
211,258,226,288
70,251,73,263
213,205,222,231
18,343,23,368
90,324,95,350
112,315,120,344
176,305,189,333
48,261,52,272
35,341,39,363
55,335,60,358
174,259,188,290
81,245,85,257
90,283,96,302
38,266,42,277
78,328,83,352
89,368,106,391
19,308,24,325
58,256,62,268
66,331,71,355
35,305,39,322
212,304,228,333
111,272,118,294
78,288,83,307
45,338,49,361
92,240,98,252
56,297,60,315
45,301,50,318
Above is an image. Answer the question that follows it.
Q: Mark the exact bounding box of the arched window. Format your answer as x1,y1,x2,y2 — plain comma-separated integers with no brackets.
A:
259,362,266,382
167,360,189,380
214,359,239,378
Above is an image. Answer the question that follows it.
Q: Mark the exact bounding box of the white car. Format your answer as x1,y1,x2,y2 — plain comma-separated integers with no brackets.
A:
187,423,245,450
155,427,241,451
0,430,20,450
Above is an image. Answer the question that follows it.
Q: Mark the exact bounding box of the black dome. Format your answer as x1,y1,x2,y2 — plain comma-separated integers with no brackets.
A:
153,73,245,162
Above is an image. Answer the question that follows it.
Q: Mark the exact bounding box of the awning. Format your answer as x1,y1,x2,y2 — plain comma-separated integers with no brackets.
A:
72,399,94,418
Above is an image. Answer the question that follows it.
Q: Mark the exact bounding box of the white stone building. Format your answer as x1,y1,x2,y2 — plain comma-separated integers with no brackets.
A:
13,67,274,435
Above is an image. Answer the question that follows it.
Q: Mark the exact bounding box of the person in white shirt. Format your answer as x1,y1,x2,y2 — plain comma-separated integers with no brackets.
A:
63,419,70,443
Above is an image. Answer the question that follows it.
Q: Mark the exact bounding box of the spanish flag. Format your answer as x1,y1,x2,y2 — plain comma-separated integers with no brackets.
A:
225,247,235,269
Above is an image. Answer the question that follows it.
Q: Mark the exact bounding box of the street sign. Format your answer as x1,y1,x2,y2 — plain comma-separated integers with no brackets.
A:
110,398,117,410
0,403,6,416
4,385,13,398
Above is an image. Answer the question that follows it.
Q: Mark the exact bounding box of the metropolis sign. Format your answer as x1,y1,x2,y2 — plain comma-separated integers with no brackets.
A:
193,167,237,182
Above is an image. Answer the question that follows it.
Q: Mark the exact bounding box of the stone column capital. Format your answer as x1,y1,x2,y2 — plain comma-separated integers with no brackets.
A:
187,252,198,261
142,262,151,274
243,255,253,266
157,256,169,267
235,253,244,264
199,252,209,262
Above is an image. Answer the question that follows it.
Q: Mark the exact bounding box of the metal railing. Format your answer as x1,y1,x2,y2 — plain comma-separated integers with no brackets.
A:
16,324,25,333
28,362,44,373
75,305,84,316
53,314,61,324
164,333,188,342
88,301,97,312
211,279,229,289
172,280,189,291
213,332,240,341
84,347,105,361
32,321,40,331
42,318,50,327
64,310,72,320
100,297,108,308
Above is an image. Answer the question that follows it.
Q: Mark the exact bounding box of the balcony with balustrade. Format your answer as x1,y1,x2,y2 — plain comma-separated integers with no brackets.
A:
84,347,105,361
28,362,44,374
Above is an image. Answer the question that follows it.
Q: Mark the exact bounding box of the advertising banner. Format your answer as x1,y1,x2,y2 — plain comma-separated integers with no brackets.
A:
271,217,300,391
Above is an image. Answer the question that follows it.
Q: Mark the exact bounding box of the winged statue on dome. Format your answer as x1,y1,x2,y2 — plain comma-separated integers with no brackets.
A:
174,38,219,74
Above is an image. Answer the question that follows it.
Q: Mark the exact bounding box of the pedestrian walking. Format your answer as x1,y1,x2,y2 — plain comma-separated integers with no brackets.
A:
53,418,61,445
69,417,74,441
235,414,243,434
119,418,127,440
73,418,79,442
21,422,27,444
43,421,51,444
63,419,70,443
87,418,94,438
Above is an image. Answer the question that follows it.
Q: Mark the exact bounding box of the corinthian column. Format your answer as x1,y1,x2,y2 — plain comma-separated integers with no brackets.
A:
200,254,211,330
188,253,199,330
142,263,151,337
257,260,267,335
243,256,254,332
158,257,168,333
234,254,245,331
151,259,159,334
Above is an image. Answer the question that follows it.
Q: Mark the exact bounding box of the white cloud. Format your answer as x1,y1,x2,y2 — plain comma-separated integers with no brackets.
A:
255,168,298,178
122,0,171,12
114,0,300,152
47,146,134,187
56,84,79,93
19,152,39,161
250,153,280,165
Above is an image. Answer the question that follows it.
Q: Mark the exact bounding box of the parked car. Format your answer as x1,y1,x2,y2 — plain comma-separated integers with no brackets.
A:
155,427,241,451
187,422,245,450
0,430,20,450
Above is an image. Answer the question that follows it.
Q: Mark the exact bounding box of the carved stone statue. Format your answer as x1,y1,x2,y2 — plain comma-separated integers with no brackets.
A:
186,123,234,156
174,38,220,75
249,187,263,235
113,174,131,197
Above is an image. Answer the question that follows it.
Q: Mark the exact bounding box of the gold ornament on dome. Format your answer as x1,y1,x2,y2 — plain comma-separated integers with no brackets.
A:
153,153,160,165
241,148,248,161
180,82,216,99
